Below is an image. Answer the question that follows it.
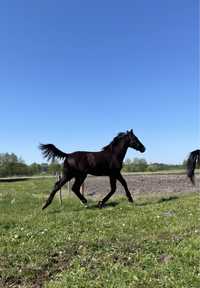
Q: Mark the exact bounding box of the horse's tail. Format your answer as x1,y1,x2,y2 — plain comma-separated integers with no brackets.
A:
186,149,200,185
39,144,68,161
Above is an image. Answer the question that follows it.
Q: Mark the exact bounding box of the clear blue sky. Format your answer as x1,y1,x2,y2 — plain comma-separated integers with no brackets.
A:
0,0,199,164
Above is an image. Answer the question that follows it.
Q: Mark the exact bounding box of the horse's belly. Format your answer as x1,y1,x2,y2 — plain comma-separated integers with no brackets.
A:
88,166,110,176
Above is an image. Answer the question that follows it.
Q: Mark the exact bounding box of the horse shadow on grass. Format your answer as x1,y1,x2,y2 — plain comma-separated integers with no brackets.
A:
87,200,120,210
135,195,179,207
45,200,120,213
46,196,179,213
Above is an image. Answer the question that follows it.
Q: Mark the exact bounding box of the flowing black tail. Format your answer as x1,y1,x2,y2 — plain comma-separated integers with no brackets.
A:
186,149,200,185
39,144,68,161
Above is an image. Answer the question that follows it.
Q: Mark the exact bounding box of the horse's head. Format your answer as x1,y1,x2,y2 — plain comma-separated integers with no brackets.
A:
127,129,145,153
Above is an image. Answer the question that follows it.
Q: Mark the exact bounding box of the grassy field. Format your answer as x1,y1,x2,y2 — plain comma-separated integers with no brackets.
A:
0,178,200,288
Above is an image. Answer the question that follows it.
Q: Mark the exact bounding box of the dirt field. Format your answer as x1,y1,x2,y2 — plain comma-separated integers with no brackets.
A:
78,173,200,199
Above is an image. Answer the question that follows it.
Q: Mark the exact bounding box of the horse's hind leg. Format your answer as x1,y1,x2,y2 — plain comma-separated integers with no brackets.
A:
71,175,87,204
42,175,72,210
98,176,116,208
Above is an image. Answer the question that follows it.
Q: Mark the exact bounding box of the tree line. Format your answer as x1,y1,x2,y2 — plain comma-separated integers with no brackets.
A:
0,153,186,177
122,158,186,173
0,153,62,177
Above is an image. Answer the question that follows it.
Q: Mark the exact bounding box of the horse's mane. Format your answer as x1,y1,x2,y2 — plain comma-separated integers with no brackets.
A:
102,132,126,151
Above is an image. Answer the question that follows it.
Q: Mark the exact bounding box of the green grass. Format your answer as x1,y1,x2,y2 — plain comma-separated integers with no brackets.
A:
0,179,200,287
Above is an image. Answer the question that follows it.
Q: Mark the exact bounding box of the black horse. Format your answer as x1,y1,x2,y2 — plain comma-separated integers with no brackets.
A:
186,149,200,185
40,129,145,209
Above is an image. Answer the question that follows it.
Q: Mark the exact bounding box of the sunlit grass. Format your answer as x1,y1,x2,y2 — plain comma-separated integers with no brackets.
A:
0,179,200,287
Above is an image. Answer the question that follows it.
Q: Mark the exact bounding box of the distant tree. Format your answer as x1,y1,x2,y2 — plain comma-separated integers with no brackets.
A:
123,158,184,173
146,162,184,172
123,158,132,172
29,163,42,175
48,160,62,175
0,153,31,177
9,162,31,176
123,158,148,172
40,163,49,174
0,153,18,165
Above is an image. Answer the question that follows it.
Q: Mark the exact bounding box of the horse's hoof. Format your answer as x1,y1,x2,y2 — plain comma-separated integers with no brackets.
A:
42,204,47,210
128,199,134,203
98,201,105,209
42,200,51,210
80,200,88,208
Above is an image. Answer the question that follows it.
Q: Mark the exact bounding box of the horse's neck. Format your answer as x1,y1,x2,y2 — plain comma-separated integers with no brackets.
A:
113,141,129,162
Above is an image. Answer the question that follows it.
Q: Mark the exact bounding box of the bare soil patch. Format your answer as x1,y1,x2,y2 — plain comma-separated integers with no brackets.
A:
80,173,200,199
